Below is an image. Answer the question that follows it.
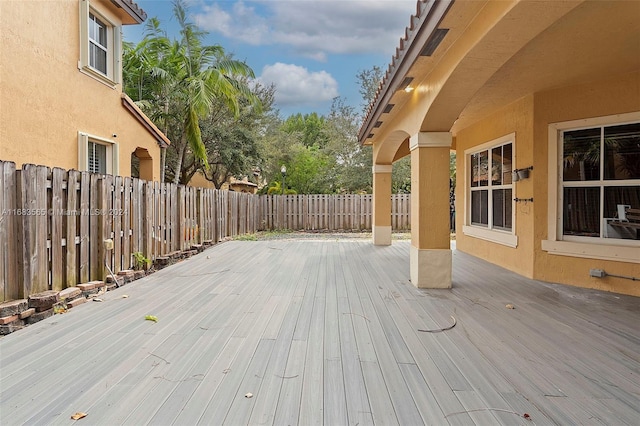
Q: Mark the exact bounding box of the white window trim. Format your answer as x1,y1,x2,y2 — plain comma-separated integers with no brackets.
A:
543,111,640,264
79,0,122,88
463,132,518,248
78,132,119,175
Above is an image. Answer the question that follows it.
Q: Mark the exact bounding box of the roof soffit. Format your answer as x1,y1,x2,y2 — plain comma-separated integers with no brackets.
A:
358,0,454,145
100,0,146,25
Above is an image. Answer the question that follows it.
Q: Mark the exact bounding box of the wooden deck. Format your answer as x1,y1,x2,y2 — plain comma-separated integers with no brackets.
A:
1,239,639,425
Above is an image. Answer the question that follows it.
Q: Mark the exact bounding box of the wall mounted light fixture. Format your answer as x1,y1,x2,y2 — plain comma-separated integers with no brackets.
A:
513,166,533,180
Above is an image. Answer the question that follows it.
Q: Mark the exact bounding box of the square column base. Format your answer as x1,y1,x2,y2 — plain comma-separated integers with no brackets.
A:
373,226,392,246
410,245,452,289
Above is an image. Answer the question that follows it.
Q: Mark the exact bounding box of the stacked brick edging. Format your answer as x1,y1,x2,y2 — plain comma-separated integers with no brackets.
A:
152,242,211,270
0,244,213,336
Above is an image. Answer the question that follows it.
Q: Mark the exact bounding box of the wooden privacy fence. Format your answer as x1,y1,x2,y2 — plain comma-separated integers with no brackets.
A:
258,194,411,231
0,160,411,302
0,161,259,302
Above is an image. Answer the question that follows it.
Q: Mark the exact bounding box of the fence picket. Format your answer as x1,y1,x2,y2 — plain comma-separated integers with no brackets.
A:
50,167,64,291
0,161,18,300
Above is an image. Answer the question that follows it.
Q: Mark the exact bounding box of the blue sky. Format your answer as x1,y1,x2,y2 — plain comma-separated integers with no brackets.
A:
122,0,416,117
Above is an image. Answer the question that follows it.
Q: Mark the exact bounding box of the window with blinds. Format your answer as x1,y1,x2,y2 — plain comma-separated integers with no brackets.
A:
88,141,107,174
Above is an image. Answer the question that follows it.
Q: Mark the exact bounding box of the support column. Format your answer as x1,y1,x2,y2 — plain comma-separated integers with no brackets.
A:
372,164,393,245
409,132,452,288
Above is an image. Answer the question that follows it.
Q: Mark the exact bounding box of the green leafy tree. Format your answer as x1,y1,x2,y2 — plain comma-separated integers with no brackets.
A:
282,113,329,148
357,65,412,193
123,0,261,184
198,83,276,188
356,65,384,114
286,144,332,194
324,97,371,193
392,157,411,193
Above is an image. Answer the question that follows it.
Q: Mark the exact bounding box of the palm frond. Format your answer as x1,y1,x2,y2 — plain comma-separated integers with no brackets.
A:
186,106,209,168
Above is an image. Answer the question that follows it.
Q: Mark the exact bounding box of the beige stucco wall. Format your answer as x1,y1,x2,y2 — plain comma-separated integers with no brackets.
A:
455,95,536,277
0,0,161,181
455,73,640,296
532,71,640,297
188,171,216,189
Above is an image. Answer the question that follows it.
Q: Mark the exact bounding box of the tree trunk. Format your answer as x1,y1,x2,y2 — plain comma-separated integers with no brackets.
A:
161,98,169,183
172,136,187,184
160,147,166,183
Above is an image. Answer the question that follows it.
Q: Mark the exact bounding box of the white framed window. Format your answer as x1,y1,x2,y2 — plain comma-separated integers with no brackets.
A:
543,112,640,263
79,1,121,86
78,132,119,175
463,133,518,247
89,12,108,75
88,141,107,174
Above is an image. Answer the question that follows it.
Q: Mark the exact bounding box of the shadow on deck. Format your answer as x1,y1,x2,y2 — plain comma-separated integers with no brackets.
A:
1,239,638,425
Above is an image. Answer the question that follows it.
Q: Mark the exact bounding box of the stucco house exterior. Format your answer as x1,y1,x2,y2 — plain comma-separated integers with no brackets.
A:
0,0,169,181
360,0,640,296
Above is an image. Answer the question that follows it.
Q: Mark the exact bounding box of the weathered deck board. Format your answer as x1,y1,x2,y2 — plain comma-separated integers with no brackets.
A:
1,239,639,425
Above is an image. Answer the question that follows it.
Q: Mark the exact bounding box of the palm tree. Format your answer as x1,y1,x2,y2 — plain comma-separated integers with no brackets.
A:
123,0,261,184
169,0,261,184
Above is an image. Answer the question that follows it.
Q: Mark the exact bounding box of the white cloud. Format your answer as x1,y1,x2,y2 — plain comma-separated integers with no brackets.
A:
195,2,270,44
194,0,415,58
257,63,339,107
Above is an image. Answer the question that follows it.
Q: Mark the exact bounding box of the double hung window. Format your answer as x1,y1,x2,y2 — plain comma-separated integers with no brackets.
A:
470,141,513,231
79,1,121,85
463,134,517,247
561,122,640,241
88,13,108,75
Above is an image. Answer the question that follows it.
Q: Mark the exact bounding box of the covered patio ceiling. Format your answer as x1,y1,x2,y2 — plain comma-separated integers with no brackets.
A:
361,0,640,162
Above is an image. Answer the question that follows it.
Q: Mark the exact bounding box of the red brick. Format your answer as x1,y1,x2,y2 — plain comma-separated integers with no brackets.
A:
26,308,53,324
19,308,35,319
0,299,28,317
59,287,82,301
0,314,19,325
67,298,87,308
0,319,25,335
77,283,96,291
28,291,60,309
106,275,125,285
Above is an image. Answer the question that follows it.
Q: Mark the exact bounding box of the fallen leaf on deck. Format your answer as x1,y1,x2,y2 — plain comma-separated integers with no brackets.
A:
93,298,103,302
145,315,158,322
506,304,515,309
245,393,253,398
122,295,129,298
71,412,87,420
